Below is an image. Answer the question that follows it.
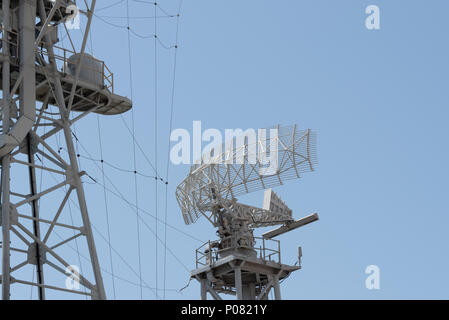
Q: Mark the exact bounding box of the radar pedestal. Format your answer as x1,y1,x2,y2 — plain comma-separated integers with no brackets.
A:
192,237,301,300
190,190,317,300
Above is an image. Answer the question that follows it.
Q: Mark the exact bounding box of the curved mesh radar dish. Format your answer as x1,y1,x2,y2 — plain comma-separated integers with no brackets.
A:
175,124,317,225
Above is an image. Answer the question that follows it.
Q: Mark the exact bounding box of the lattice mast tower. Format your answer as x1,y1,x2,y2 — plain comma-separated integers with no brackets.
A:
0,0,131,299
176,125,319,300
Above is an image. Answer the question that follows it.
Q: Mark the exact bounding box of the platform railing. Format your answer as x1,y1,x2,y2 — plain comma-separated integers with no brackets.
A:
257,237,281,264
0,27,20,60
1,27,115,93
195,236,282,268
36,44,115,93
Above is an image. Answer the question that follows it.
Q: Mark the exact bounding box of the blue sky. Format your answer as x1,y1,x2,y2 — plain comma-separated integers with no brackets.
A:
4,0,449,299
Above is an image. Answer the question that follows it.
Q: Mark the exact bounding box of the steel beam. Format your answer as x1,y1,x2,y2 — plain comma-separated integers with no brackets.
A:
200,279,207,300
235,266,243,300
272,274,281,300
1,0,111,300
27,135,45,299
37,0,106,299
263,213,319,239
1,0,12,300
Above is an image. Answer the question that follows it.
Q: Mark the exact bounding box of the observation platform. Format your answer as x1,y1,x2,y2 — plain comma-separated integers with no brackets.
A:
192,237,300,299
0,30,131,116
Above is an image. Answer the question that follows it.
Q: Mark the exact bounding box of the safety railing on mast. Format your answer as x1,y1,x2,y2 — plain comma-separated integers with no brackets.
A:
0,27,20,62
35,42,115,93
195,236,282,268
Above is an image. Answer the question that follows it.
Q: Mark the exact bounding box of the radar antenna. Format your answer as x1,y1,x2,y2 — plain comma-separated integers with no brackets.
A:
176,124,319,300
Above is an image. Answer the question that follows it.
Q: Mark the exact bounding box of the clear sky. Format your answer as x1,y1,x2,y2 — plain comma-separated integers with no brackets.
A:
4,0,449,299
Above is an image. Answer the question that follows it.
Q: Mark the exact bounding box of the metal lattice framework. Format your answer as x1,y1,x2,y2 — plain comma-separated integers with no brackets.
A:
0,0,131,300
176,124,317,226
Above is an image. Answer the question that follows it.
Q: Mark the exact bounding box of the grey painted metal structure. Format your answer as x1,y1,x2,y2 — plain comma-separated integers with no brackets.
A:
0,0,131,299
176,125,319,300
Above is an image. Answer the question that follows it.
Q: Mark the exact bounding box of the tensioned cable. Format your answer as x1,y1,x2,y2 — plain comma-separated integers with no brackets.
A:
51,229,181,295
87,18,117,299
91,8,173,181
96,15,175,19
93,11,177,48
60,3,194,299
163,0,183,300
44,158,88,298
20,1,185,299
67,134,202,243
42,61,87,298
33,107,47,300
153,0,159,299
89,170,200,258
58,162,192,275
70,128,85,264
87,178,191,273
71,124,87,299
86,174,193,273
131,0,156,5
118,112,163,180
98,0,181,297
92,223,160,298
44,167,161,299
65,185,88,298
60,149,166,182
51,119,88,298
51,223,161,298
68,132,196,288
57,28,88,298
97,117,117,299
126,0,143,299
96,0,125,12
